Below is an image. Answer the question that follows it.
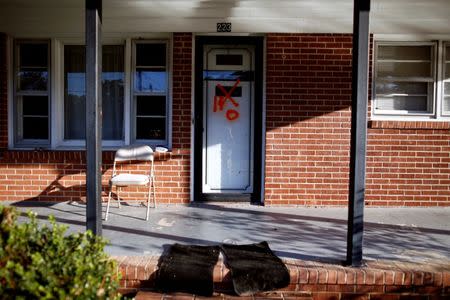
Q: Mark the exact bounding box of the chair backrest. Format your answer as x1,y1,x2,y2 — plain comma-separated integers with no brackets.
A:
114,144,154,162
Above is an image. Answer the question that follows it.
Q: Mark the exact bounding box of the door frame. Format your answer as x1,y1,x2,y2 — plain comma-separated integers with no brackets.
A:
193,36,264,203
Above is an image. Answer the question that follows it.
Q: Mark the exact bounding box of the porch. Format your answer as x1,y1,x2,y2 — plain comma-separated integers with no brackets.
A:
9,201,450,298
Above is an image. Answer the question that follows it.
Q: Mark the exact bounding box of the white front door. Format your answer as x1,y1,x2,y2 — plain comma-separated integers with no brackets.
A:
202,46,254,194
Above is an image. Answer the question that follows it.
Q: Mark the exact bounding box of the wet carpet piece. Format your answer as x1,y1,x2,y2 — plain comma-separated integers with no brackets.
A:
221,241,290,296
155,244,220,296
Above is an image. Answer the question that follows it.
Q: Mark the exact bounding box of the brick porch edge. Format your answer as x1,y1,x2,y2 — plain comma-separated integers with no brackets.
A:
112,256,449,299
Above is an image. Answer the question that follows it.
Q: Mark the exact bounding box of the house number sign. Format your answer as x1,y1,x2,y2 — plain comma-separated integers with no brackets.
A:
217,22,232,32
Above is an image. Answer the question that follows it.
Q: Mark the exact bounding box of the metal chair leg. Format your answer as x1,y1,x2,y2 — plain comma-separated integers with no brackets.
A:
105,183,112,221
117,186,121,208
146,180,151,221
152,176,157,208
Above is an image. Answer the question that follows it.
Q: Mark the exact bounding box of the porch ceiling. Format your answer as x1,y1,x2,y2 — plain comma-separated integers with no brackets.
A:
0,0,449,37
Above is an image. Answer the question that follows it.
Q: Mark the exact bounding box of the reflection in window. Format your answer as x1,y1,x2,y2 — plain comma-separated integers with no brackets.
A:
134,70,166,93
64,45,124,140
203,70,254,81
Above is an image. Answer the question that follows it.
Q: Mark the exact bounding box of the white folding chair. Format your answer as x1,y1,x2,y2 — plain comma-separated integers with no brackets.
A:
105,144,156,221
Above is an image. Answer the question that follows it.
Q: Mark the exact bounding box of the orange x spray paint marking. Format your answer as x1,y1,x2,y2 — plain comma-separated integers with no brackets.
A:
213,79,241,121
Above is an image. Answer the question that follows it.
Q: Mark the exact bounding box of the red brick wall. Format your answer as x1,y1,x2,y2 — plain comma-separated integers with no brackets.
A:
265,33,353,205
265,33,449,207
366,121,450,206
1,32,449,206
0,33,192,204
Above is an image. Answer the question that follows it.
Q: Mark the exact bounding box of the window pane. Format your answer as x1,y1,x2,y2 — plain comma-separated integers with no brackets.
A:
18,68,48,91
216,54,243,66
376,96,428,112
15,42,49,144
378,45,431,61
215,86,242,97
23,117,48,139
136,43,166,66
64,45,86,139
377,62,431,77
443,97,450,112
136,117,166,140
203,70,254,81
375,82,428,95
134,69,166,92
136,96,166,116
103,45,124,140
444,82,450,95
445,63,450,79
64,45,125,140
23,95,48,116
446,46,450,61
20,43,48,67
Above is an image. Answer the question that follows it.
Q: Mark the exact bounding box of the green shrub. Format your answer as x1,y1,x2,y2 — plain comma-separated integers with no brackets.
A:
0,205,120,300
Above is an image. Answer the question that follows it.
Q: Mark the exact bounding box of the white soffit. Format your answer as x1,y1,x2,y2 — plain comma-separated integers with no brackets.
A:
0,0,449,36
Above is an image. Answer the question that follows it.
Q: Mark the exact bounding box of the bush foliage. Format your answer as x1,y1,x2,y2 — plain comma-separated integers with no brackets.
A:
0,205,120,299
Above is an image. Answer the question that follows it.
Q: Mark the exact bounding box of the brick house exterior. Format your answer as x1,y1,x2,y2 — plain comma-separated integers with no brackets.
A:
0,4,449,207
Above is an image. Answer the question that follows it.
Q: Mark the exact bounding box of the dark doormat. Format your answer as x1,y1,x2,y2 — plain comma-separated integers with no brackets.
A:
155,244,220,296
221,241,290,296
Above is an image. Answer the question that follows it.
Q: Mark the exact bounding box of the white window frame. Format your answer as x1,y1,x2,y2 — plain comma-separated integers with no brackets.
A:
373,41,437,117
9,36,172,150
372,40,450,121
57,40,128,148
13,39,51,147
131,40,171,147
441,42,450,116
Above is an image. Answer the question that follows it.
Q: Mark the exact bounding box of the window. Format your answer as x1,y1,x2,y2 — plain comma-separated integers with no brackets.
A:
132,42,168,142
374,43,435,115
64,44,125,141
14,41,50,145
11,38,171,149
443,43,450,115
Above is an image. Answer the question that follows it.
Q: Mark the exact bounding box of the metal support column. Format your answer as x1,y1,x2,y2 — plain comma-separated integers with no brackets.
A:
346,0,371,267
85,0,102,235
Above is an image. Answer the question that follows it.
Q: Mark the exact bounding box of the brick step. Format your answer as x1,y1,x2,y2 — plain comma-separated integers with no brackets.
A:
135,290,314,300
113,255,450,298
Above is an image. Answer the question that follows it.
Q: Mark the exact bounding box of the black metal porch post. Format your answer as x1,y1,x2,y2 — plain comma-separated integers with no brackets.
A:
85,0,102,235
346,0,370,267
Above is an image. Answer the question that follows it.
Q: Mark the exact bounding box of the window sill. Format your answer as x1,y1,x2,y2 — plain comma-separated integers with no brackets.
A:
368,120,450,130
7,144,171,152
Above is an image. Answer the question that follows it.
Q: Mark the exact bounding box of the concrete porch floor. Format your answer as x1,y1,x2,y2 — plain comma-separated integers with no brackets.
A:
7,200,450,265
